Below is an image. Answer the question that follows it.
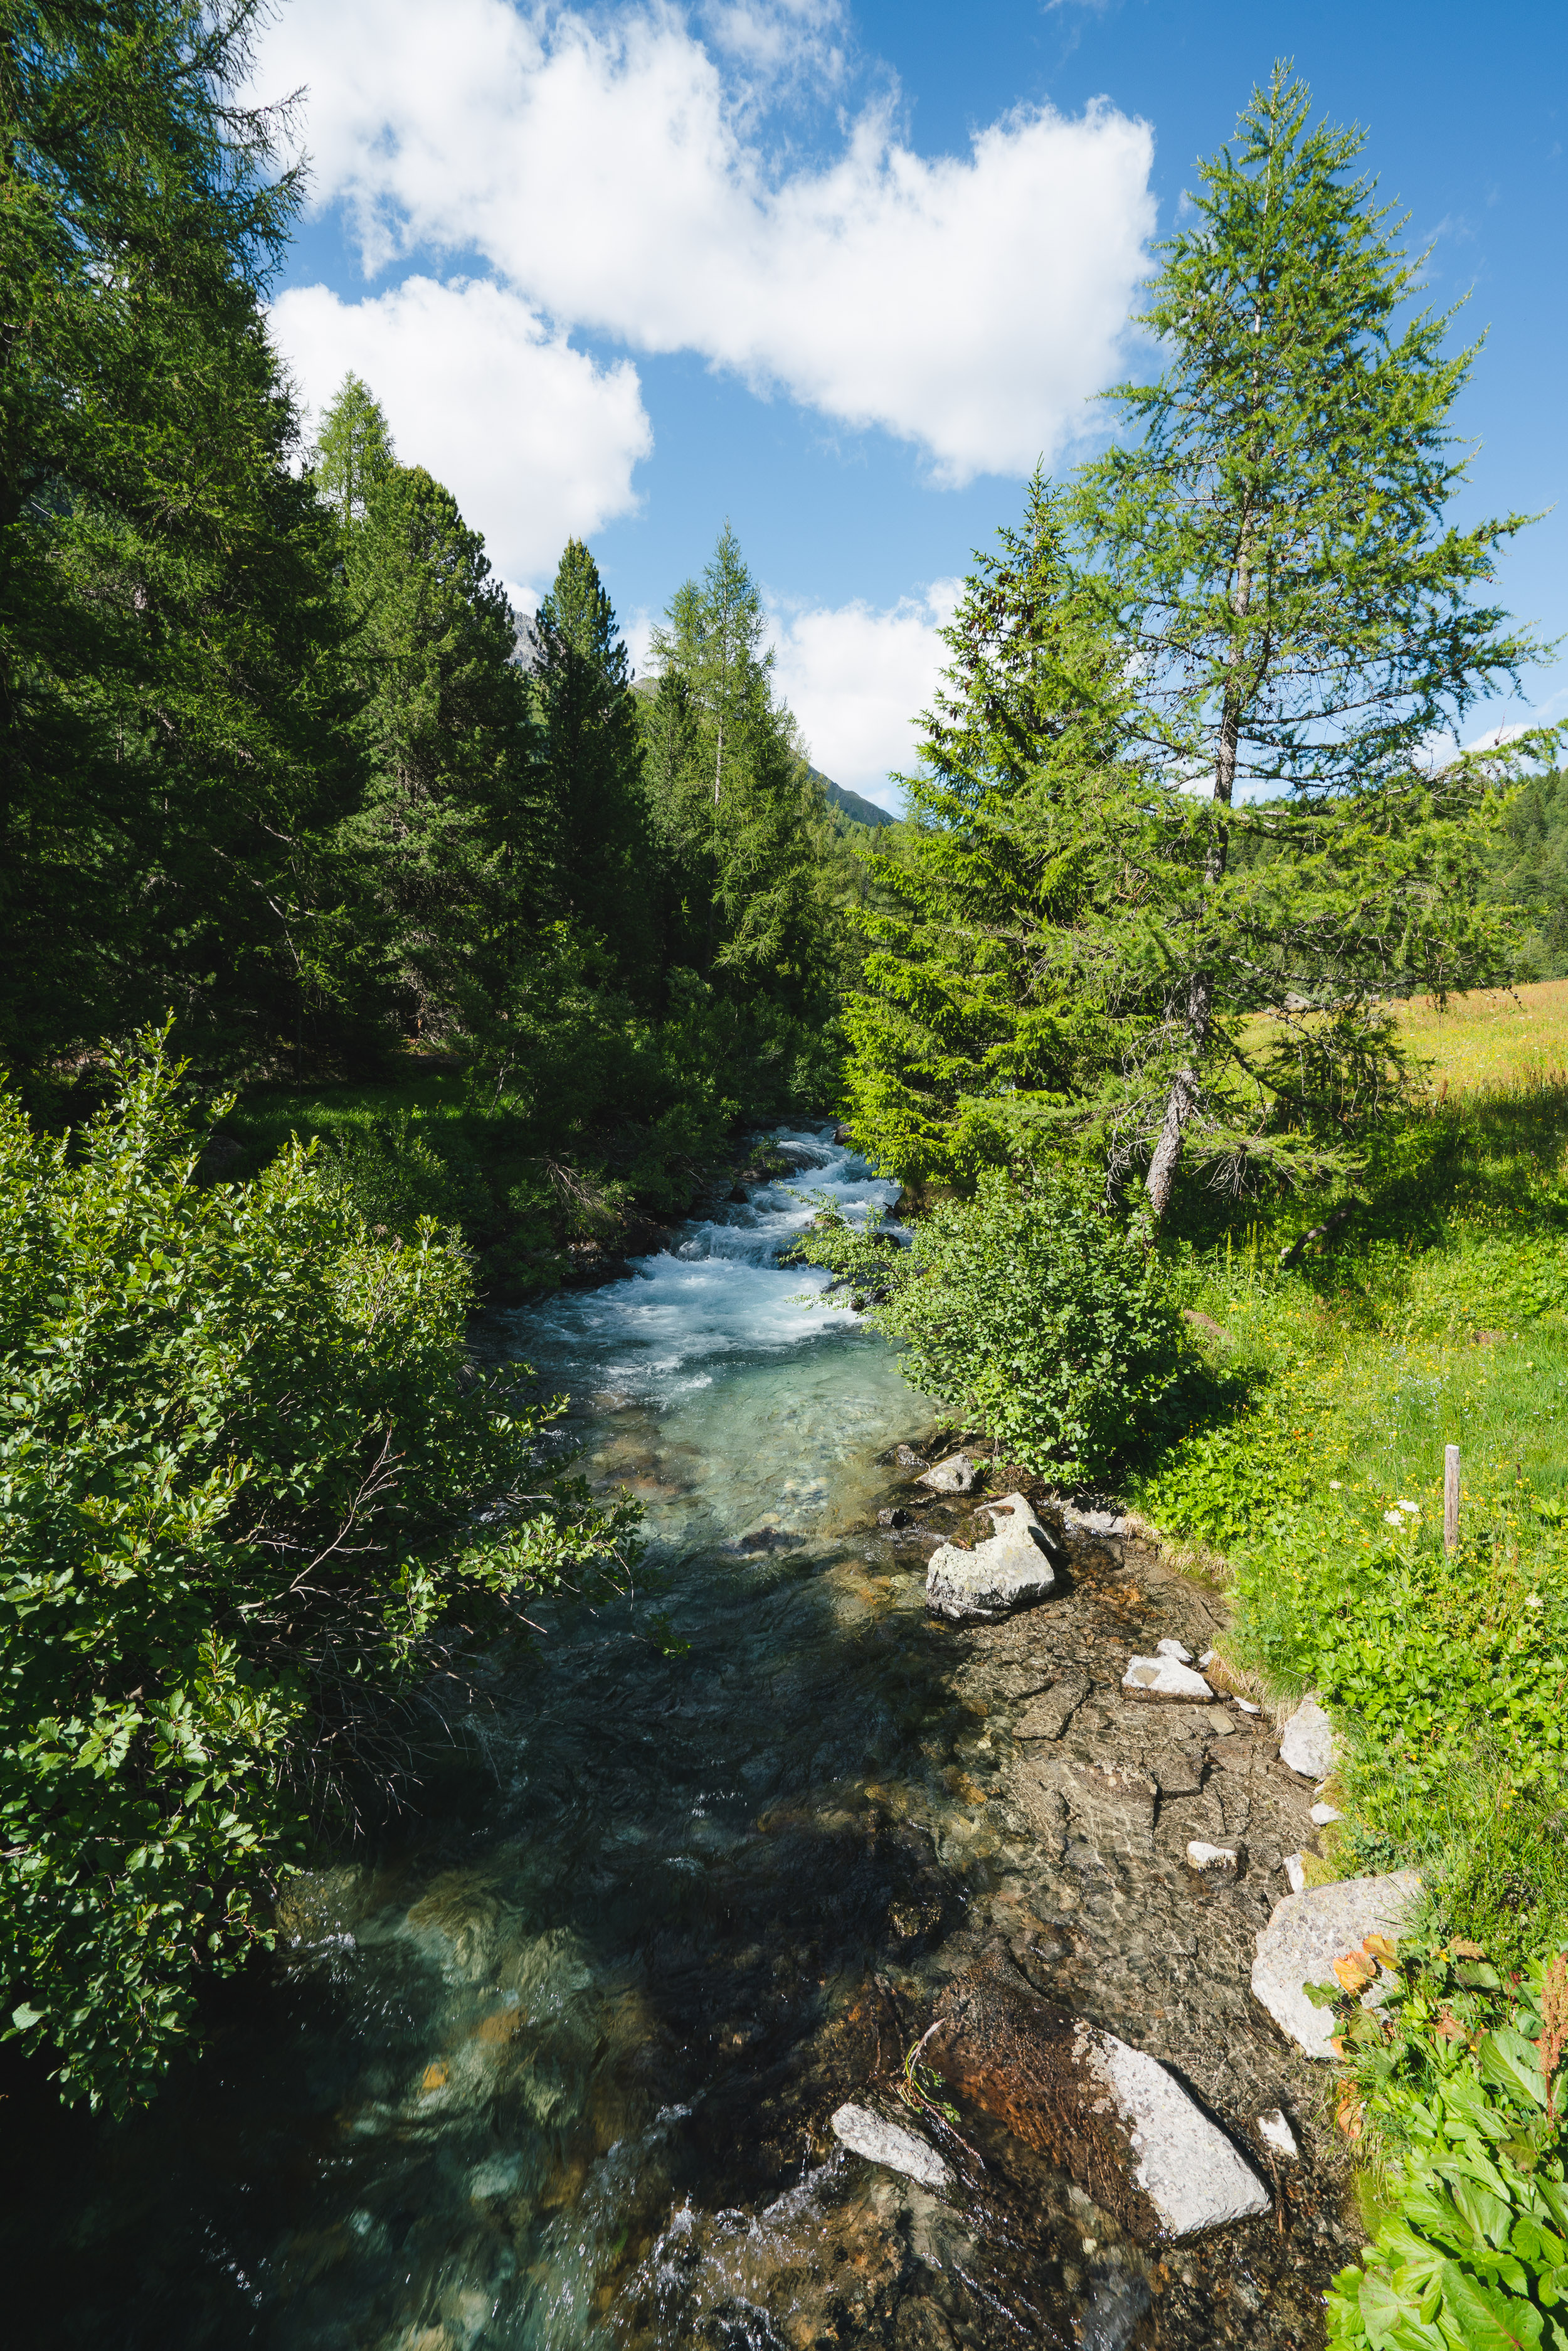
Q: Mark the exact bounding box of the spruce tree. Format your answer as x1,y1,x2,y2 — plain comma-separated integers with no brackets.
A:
645,524,840,1019
0,0,361,1075
1072,65,1549,1216
532,538,655,980
843,475,1132,1182
341,464,541,1039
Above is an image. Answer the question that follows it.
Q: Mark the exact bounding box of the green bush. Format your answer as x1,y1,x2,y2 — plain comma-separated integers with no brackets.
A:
1324,1934,1568,2350
794,1169,1182,1478
0,1030,640,2112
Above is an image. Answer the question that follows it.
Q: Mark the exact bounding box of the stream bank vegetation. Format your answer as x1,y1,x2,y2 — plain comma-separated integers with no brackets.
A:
790,65,1568,2342
0,1029,643,2112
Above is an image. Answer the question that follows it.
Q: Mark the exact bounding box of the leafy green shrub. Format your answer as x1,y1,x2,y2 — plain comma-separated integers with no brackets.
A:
320,1107,493,1242
1133,1413,1310,1554
795,1169,1181,1478
1324,1933,1568,2349
0,1031,641,2112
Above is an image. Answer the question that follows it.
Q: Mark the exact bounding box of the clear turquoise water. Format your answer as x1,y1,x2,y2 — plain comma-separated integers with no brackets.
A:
8,1132,1021,2348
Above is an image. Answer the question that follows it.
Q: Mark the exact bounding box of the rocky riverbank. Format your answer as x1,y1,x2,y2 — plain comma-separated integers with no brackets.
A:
698,1440,1378,2348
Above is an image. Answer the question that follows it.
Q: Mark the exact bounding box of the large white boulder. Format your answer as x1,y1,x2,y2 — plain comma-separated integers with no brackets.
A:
925,1494,1059,1622
1079,2025,1271,2237
1251,1871,1421,2058
1122,1653,1215,1703
830,2103,952,2192
1279,1694,1338,1781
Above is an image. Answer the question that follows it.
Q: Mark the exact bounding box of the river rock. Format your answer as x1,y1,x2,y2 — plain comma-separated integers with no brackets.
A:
1258,2108,1299,2160
1122,1654,1215,1704
1251,1871,1421,2059
930,1961,1269,2241
1279,1694,1338,1781
1066,1507,1128,1537
830,2102,953,2192
1187,1841,1239,1880
925,1494,1057,1622
1015,1670,1089,1741
919,1451,982,1494
1157,1638,1194,1663
1057,1756,1158,1860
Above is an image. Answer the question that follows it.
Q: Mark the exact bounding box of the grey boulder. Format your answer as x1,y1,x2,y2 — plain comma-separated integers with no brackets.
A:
918,1450,982,1494
830,2102,952,2192
1278,1694,1338,1781
1251,1871,1421,2058
925,1493,1059,1622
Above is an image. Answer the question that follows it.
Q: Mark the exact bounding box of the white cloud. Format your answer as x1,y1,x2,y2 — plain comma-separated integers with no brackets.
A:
255,1,1155,485
271,276,652,583
768,581,961,799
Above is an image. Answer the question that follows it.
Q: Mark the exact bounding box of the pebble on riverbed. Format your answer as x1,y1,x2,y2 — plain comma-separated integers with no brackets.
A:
830,2103,953,2192
1187,1841,1240,1881
1279,1693,1339,1781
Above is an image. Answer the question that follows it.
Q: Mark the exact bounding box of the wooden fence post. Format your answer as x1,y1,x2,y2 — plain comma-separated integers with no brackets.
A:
1444,1445,1461,1556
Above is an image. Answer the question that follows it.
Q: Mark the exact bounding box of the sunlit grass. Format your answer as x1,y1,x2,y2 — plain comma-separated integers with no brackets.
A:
1394,977,1568,1098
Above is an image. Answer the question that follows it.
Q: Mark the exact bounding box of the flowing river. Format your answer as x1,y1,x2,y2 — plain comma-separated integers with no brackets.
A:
4,1128,1350,2348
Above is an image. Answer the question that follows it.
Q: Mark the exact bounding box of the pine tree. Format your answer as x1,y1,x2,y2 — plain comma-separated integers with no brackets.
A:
313,373,395,529
341,465,541,1039
1072,65,1549,1216
842,475,1133,1183
532,538,655,980
0,0,362,1075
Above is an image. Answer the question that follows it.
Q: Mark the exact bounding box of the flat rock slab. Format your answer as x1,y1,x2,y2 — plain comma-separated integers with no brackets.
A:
1055,1756,1158,1860
1278,1694,1338,1781
926,1494,1059,1623
830,2103,953,2192
1015,1671,1090,1741
931,1960,1268,2241
1123,1654,1215,1704
919,1451,982,1494
1251,1871,1422,2059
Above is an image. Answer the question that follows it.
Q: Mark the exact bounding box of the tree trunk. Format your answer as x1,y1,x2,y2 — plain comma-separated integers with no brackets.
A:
1144,518,1251,1216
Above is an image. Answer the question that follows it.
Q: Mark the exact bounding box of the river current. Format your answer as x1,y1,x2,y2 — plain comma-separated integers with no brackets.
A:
3,1128,1014,2347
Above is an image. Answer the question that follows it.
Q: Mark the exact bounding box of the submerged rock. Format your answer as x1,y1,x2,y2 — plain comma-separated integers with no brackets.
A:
830,2102,953,2192
919,1450,982,1494
1187,1841,1239,1881
1066,1507,1128,1537
1122,1653,1215,1703
930,1961,1269,2241
1251,1870,1421,2058
1278,1694,1338,1781
925,1494,1059,1621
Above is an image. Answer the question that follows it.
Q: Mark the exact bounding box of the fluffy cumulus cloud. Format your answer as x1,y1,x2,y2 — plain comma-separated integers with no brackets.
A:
768,582,961,801
256,1,1155,487
273,277,652,586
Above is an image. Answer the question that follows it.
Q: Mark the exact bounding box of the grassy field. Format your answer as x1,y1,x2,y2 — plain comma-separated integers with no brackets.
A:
1147,1041,1568,2342
1134,1062,1568,1962
1394,976,1568,1096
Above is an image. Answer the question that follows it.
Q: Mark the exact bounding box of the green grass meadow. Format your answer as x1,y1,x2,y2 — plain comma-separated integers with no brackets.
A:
1136,1073,1568,1963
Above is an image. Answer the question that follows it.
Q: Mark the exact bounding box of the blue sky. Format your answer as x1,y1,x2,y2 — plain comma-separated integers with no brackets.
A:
260,0,1567,807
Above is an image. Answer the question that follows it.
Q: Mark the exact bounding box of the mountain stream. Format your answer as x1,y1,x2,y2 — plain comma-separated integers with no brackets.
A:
3,1130,1358,2347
